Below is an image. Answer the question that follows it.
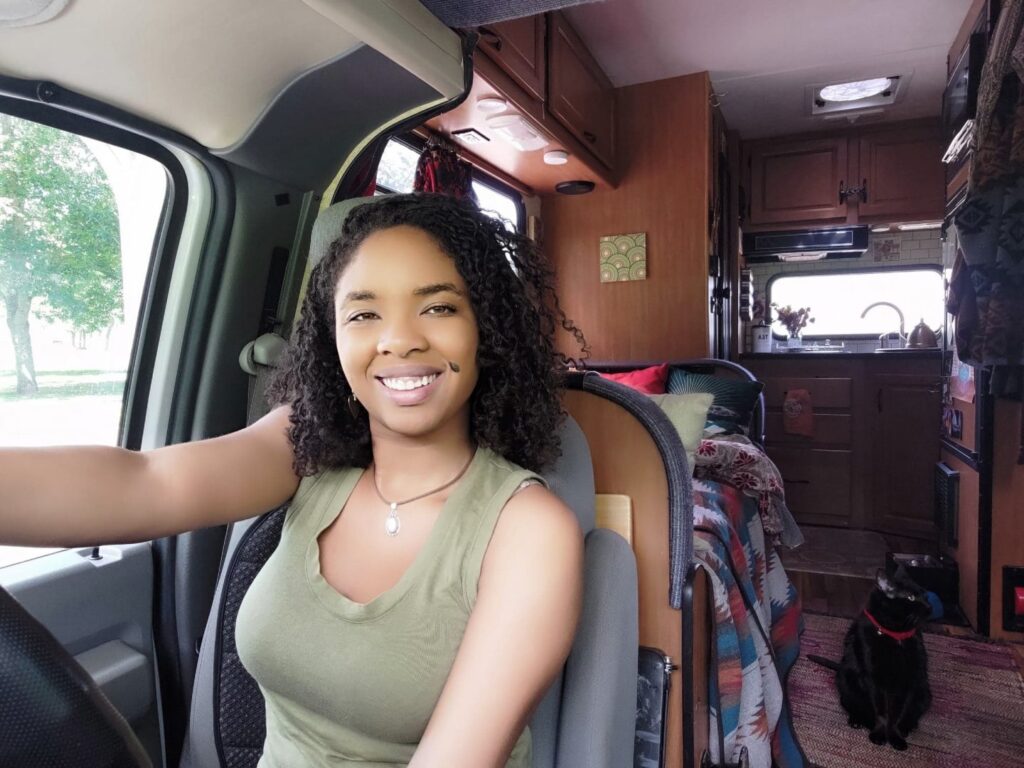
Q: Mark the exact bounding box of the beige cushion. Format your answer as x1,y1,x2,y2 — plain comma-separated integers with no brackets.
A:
647,392,714,475
595,494,633,547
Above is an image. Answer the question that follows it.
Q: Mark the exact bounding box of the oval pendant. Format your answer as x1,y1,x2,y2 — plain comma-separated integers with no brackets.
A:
385,503,400,537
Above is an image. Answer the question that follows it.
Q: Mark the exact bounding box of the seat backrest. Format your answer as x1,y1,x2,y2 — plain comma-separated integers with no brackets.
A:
180,197,640,767
179,414,637,768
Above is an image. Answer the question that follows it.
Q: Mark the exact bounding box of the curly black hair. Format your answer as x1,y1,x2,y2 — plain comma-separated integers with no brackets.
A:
267,192,588,475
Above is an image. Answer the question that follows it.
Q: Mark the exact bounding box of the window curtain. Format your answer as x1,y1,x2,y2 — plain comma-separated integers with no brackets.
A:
413,140,477,202
950,0,1024,461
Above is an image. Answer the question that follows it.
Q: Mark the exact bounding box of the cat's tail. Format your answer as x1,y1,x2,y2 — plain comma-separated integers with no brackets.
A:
806,654,840,671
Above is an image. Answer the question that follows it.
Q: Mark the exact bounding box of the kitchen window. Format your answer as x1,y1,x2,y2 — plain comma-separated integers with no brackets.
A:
767,268,944,338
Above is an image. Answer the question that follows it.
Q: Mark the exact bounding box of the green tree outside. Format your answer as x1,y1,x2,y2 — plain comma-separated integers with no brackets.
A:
0,115,122,394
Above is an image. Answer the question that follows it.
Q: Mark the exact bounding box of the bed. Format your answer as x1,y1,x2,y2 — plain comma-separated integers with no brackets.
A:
565,360,805,768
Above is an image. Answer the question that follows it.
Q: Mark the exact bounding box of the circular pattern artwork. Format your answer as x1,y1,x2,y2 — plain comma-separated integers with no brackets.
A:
599,232,647,282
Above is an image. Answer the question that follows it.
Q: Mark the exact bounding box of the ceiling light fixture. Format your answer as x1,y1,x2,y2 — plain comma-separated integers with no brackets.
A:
485,114,548,152
820,77,892,103
476,97,508,113
896,222,941,231
0,0,69,27
543,150,569,165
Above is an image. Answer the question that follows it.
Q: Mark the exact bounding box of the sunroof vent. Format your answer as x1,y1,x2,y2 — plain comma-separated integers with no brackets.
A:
808,74,907,117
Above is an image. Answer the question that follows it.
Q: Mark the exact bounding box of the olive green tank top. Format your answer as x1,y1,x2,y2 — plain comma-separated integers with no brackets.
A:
235,447,542,767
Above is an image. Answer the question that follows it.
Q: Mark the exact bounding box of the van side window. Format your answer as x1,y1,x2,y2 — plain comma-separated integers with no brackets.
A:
0,114,168,567
375,138,523,232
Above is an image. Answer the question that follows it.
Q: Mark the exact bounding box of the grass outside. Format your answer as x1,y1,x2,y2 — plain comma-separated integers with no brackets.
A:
0,369,127,568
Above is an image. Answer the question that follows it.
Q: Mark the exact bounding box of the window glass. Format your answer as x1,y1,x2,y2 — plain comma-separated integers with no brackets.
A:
0,114,167,567
768,269,944,338
375,139,522,231
375,139,418,194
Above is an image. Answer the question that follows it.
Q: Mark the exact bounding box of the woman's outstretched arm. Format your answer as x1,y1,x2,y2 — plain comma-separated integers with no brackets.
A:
0,406,299,548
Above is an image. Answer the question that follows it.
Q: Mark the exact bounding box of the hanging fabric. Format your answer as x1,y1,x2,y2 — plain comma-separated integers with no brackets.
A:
413,138,477,202
951,0,1024,461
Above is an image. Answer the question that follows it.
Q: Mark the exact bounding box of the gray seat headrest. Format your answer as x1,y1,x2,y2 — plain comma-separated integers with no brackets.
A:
308,196,377,269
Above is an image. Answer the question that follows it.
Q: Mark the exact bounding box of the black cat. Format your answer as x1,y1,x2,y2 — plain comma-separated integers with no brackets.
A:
809,567,932,751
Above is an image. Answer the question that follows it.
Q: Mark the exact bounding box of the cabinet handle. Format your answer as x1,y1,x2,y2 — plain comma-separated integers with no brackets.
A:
838,181,847,204
861,179,868,203
583,130,597,144
478,26,503,51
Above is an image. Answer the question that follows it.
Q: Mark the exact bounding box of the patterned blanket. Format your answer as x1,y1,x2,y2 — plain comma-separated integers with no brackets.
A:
694,435,804,548
693,478,805,768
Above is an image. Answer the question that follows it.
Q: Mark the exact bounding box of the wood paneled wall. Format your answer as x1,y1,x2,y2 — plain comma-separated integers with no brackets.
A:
990,398,1024,642
541,72,711,362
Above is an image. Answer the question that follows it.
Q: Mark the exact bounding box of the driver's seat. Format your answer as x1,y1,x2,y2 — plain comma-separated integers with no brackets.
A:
177,197,641,767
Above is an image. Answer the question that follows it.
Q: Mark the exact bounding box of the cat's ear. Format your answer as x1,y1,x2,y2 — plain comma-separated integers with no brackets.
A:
875,569,896,595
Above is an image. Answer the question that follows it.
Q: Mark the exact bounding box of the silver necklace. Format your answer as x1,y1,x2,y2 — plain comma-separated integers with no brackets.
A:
372,453,474,537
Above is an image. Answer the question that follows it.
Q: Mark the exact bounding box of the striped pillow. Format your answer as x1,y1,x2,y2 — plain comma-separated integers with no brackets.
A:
665,369,763,435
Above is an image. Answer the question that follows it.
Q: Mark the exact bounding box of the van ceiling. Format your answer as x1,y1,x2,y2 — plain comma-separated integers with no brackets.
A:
565,0,975,139
0,0,467,158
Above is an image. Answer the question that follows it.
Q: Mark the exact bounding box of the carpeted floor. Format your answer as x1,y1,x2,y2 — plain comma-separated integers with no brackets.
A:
790,613,1024,768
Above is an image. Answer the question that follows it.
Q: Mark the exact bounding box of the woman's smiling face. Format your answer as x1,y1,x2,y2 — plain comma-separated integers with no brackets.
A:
333,225,480,441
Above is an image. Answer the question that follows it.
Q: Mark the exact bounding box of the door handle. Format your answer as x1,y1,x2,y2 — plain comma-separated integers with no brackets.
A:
839,180,847,204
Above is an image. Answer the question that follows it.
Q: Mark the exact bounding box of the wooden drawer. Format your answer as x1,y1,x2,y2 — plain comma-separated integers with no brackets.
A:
765,412,852,446
763,377,852,409
770,447,852,524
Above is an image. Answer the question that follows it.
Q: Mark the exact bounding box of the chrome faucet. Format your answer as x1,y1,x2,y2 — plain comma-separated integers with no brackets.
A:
861,301,906,337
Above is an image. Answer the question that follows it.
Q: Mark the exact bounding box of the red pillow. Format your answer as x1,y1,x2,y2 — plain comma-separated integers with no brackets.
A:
599,364,669,394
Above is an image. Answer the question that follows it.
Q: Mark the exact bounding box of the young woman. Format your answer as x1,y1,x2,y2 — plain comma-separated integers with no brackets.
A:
0,193,588,767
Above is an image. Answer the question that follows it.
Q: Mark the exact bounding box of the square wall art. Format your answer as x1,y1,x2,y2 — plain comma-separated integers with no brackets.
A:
600,232,647,282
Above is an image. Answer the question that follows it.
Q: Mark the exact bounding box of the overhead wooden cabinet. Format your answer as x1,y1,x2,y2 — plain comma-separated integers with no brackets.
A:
477,16,546,102
858,126,945,221
749,137,849,225
744,122,945,229
548,12,616,168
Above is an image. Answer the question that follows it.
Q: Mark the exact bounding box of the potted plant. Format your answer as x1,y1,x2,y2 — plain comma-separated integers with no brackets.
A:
771,304,814,348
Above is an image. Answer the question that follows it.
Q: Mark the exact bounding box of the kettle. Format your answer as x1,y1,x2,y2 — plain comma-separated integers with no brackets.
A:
907,318,939,348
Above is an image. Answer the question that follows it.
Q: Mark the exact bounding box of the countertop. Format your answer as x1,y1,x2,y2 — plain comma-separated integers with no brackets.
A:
739,350,943,359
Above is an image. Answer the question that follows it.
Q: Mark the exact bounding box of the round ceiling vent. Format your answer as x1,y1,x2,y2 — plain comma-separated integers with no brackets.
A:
0,0,69,28
555,180,595,195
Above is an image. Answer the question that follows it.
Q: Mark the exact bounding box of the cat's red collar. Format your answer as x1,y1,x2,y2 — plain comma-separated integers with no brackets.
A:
864,610,918,642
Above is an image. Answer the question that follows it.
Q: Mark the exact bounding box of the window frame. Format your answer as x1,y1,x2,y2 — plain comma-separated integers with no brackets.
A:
0,91,192,450
375,133,526,233
765,265,945,341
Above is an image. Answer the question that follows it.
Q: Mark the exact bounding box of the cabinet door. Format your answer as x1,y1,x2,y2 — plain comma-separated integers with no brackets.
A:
478,16,546,102
548,12,615,168
748,137,849,225
857,126,945,222
871,374,942,537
